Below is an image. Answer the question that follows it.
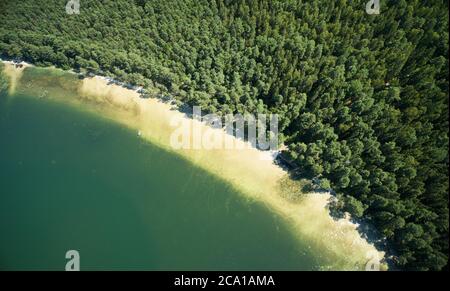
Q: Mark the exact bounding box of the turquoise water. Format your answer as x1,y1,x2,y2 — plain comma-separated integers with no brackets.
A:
0,83,321,270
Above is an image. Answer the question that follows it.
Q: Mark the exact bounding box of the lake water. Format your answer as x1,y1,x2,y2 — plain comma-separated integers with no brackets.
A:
0,69,324,270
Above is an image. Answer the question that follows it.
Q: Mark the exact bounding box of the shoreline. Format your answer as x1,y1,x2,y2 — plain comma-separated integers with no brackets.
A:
1,60,32,94
2,60,386,270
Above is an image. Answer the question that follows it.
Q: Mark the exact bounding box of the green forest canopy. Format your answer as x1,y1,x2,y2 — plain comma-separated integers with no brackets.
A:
0,0,448,270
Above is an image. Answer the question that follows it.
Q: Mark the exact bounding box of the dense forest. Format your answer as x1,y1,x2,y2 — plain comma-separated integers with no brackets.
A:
0,0,448,270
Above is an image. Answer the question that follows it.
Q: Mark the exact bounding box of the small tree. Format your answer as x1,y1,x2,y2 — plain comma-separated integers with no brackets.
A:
318,178,331,191
343,196,366,218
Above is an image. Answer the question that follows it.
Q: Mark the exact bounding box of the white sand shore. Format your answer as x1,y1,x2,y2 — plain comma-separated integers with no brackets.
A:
2,62,386,270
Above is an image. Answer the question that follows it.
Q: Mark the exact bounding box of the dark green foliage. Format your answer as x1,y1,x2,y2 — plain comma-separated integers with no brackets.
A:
343,196,367,219
0,0,448,270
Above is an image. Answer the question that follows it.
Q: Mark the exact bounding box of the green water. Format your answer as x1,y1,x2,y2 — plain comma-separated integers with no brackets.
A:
0,71,322,270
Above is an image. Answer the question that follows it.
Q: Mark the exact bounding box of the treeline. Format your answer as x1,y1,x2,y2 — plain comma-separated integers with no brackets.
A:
0,0,448,270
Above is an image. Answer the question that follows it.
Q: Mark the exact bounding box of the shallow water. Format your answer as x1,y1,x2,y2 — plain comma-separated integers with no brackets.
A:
0,66,383,270
0,79,323,270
